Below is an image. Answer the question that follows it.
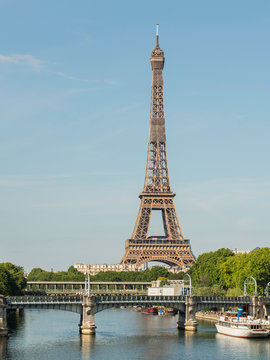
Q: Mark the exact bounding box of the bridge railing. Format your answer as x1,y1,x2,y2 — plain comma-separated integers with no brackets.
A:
7,294,263,306
7,295,83,304
96,295,186,302
196,296,252,302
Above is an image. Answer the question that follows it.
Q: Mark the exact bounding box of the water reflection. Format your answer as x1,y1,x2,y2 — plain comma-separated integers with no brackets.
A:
184,330,195,348
216,333,270,357
1,309,269,360
80,335,95,359
0,338,7,358
7,310,24,334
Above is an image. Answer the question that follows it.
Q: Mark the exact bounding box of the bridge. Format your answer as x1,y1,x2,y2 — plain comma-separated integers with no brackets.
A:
1,294,270,335
26,281,151,294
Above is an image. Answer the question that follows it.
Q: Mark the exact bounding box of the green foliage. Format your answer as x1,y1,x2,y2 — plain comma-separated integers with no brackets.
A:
27,266,85,282
189,248,235,288
189,247,270,295
159,279,170,287
226,287,243,296
167,272,185,280
27,266,173,283
220,248,270,295
194,285,225,296
0,263,27,295
90,266,170,282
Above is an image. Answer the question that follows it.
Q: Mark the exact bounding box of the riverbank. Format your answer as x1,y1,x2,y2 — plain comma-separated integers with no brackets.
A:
196,311,219,322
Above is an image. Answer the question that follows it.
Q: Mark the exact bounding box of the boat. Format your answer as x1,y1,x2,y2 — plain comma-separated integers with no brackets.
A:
141,307,158,315
132,306,142,312
215,315,270,338
164,307,176,315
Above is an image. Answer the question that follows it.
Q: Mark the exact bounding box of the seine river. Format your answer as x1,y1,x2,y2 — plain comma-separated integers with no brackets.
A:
0,309,269,360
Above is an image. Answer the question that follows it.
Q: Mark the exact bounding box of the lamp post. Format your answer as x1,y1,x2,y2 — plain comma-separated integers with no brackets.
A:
243,276,257,296
184,273,192,296
85,273,90,296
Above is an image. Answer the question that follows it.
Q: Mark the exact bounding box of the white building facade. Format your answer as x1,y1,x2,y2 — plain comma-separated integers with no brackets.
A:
74,263,142,275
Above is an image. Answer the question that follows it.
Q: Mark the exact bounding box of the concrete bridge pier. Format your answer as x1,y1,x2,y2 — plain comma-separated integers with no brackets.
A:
176,311,186,330
184,296,198,332
80,295,96,335
177,296,198,332
0,296,8,337
252,296,265,319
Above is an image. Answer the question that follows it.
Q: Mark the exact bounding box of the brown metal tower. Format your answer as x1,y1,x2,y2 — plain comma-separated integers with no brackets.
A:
121,25,195,268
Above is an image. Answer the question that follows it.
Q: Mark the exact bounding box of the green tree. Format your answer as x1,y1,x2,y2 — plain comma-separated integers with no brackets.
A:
221,248,270,295
226,287,243,296
167,272,185,280
27,266,85,282
194,284,225,296
0,263,26,295
188,248,235,288
27,265,173,283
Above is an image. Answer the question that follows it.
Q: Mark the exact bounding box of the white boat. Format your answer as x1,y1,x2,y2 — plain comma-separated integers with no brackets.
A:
215,316,270,338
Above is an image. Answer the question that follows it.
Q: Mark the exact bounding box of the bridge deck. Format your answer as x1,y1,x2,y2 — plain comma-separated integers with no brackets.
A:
7,295,255,307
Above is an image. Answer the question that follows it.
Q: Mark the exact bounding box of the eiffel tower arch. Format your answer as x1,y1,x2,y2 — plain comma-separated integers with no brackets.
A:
121,26,195,269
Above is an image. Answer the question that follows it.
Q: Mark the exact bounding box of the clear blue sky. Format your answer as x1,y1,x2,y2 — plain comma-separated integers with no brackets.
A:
0,0,269,271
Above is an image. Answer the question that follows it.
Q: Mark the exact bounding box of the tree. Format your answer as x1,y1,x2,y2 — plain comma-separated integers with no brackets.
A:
0,263,26,295
194,284,225,296
221,248,270,295
27,265,173,283
189,248,235,288
27,267,85,282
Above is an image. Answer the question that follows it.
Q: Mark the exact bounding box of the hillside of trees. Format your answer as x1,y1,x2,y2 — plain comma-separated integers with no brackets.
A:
0,262,27,296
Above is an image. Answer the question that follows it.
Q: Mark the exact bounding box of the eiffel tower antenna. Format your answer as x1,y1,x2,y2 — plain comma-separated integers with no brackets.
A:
156,23,159,47
121,26,195,269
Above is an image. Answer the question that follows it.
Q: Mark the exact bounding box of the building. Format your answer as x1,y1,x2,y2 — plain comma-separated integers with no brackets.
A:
74,263,143,276
232,247,261,255
148,280,190,296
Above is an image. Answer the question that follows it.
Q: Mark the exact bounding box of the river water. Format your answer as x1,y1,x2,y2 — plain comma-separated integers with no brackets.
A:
0,309,269,360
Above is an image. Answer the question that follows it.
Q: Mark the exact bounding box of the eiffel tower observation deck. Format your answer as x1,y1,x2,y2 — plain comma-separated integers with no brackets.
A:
121,26,195,269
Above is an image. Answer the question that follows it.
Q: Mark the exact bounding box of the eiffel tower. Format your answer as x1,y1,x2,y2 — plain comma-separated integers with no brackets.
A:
121,25,195,269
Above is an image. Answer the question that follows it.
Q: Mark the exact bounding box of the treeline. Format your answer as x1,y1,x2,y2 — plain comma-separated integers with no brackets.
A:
26,247,270,296
27,266,184,282
27,266,85,282
189,247,270,296
0,263,27,296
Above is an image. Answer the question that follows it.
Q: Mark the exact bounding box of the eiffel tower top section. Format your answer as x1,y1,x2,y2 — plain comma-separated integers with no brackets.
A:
149,24,165,144
150,24,165,70
142,25,172,196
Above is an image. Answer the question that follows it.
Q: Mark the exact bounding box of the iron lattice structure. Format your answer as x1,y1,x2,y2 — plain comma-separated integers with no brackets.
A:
121,27,195,268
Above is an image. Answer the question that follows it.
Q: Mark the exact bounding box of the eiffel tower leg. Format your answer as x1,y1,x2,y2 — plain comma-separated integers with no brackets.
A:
164,207,185,240
162,209,169,237
131,201,152,240
121,201,152,264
